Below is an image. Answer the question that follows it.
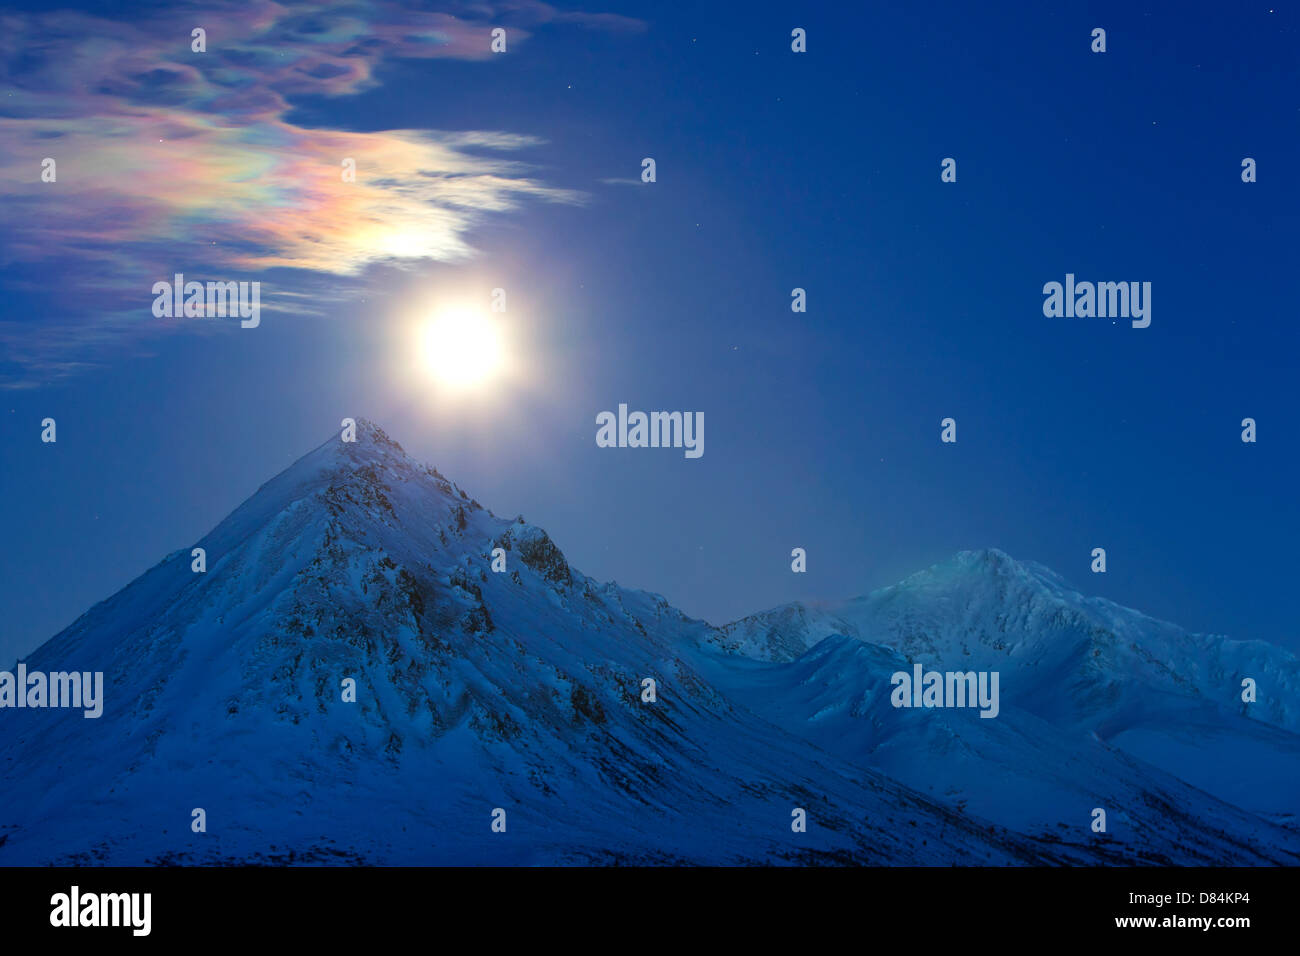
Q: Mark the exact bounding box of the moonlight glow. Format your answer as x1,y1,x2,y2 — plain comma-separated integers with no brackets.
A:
418,307,504,388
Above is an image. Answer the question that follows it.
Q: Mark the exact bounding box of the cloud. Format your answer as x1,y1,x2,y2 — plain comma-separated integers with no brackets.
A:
0,0,640,386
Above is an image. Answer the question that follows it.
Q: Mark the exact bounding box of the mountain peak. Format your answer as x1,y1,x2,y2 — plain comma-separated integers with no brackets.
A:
329,417,412,466
953,546,1017,566
902,548,1075,597
348,416,401,448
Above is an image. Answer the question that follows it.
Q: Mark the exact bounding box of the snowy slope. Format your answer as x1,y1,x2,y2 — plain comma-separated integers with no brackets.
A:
695,635,1300,863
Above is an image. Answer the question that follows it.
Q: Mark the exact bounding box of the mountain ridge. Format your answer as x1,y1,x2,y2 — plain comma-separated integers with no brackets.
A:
2,421,1296,865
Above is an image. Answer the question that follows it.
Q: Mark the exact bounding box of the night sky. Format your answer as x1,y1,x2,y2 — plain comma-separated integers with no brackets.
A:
1,0,1297,663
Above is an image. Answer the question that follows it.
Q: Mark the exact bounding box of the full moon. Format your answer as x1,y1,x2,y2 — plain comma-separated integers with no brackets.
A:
418,307,504,388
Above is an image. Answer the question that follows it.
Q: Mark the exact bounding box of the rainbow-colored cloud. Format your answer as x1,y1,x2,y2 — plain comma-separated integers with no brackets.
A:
0,0,641,384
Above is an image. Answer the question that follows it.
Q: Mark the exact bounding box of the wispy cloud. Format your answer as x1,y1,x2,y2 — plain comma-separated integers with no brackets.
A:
0,0,641,385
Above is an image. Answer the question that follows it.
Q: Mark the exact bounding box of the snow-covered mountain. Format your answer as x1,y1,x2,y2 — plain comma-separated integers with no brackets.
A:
1,423,1296,865
714,549,1300,831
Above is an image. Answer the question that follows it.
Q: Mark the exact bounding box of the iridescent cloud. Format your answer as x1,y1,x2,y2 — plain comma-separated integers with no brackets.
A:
0,0,641,384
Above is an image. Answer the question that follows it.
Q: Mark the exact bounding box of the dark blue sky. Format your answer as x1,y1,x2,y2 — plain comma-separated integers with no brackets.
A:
1,0,1297,663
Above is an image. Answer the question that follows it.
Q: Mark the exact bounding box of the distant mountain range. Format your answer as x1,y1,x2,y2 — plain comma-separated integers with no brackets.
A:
2,420,1296,865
